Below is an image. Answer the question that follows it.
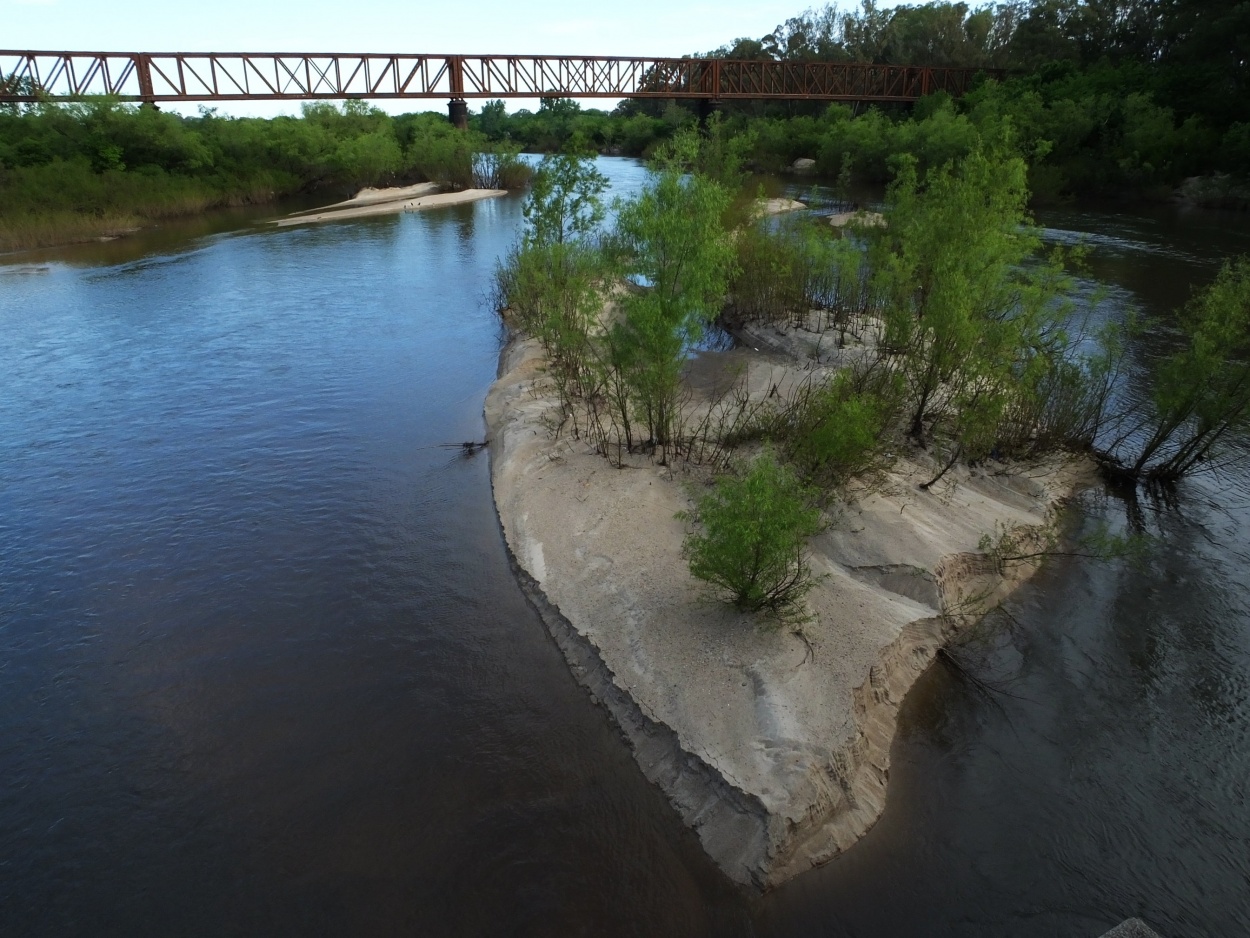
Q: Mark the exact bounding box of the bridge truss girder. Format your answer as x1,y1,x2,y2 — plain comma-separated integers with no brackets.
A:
0,51,999,105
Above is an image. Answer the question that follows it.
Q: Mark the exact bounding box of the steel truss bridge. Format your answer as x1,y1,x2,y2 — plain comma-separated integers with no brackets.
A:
0,51,999,115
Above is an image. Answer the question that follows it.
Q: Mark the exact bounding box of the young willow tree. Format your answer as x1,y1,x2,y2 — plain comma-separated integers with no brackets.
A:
869,147,1078,487
659,117,756,190
1103,257,1250,484
522,150,609,245
606,160,735,456
495,152,608,420
680,451,824,615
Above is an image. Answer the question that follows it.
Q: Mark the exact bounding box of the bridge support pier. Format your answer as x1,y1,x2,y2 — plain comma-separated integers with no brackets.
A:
448,98,469,131
697,98,726,128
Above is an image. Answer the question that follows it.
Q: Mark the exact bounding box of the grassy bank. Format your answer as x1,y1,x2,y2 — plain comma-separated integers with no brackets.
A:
0,157,274,251
0,210,145,252
0,100,529,252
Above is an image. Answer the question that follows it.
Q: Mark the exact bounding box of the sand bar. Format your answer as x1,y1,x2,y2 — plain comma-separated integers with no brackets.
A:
272,187,507,227
755,197,808,217
828,210,886,228
285,183,442,216
486,323,1086,890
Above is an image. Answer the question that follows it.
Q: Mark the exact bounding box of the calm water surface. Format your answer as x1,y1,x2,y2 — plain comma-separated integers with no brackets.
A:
2,163,1248,936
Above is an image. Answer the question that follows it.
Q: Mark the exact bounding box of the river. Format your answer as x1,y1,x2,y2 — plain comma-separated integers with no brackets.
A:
1,159,1247,936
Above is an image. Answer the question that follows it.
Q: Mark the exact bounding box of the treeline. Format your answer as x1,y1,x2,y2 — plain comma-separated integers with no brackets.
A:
496,135,1250,612
471,0,1250,203
0,100,527,251
474,86,1228,203
4,0,1247,252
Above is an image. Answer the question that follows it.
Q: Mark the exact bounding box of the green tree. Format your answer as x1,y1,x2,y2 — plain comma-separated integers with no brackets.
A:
476,99,508,139
495,152,609,432
680,451,824,614
523,151,608,246
471,141,531,189
329,129,401,187
688,117,756,189
607,162,735,454
1105,258,1250,483
870,146,1075,486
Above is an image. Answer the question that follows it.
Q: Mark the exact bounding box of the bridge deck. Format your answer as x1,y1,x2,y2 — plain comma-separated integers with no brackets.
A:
0,52,1000,104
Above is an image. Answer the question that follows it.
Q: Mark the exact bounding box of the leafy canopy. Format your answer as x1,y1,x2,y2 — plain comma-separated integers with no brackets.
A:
523,151,609,247
681,451,824,614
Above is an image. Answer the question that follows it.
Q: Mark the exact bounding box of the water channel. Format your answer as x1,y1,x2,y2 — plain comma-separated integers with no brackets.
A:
2,158,1248,936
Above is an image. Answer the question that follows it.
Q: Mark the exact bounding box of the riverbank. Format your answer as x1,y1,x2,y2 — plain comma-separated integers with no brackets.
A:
486,326,1089,890
0,209,154,254
0,188,288,254
0,166,290,254
0,183,511,254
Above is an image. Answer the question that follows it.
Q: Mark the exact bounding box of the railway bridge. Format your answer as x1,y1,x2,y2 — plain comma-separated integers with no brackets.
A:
0,51,1001,127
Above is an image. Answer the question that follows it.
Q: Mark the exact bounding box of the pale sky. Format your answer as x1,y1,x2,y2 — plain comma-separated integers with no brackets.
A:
2,0,798,55
1,0,884,116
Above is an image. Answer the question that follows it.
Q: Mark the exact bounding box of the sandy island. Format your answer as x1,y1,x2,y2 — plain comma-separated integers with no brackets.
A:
486,312,1088,890
755,197,808,217
828,210,886,228
271,184,507,227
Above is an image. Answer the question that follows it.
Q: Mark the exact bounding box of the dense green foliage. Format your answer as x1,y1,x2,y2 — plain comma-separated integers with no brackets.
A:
0,99,526,250
496,152,609,416
605,135,736,453
6,0,1249,253
679,451,824,614
1103,258,1250,483
465,1,1250,202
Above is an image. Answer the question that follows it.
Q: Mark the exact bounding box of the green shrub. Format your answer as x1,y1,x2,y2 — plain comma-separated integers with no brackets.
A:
607,158,735,452
730,217,879,331
329,129,402,188
472,143,532,189
680,451,824,614
1116,257,1250,483
729,222,808,323
494,151,608,423
784,372,895,486
496,240,603,392
408,130,474,189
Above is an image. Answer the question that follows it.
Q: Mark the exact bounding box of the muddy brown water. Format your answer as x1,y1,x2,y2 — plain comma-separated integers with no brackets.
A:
2,161,1248,936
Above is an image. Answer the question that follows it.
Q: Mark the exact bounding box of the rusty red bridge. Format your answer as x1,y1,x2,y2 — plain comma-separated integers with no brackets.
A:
0,51,1000,126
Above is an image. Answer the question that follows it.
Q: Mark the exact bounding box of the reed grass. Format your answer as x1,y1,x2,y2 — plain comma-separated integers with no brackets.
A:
0,211,145,252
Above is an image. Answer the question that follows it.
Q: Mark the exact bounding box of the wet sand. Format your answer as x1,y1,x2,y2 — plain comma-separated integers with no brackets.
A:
272,185,507,227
